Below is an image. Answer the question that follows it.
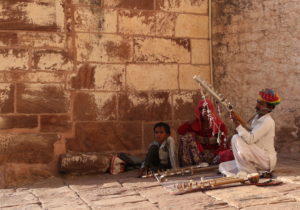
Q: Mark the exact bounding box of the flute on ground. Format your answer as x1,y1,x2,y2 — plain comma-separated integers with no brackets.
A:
142,165,218,179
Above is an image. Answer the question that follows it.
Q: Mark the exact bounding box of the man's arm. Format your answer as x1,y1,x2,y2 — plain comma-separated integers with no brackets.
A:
235,118,274,144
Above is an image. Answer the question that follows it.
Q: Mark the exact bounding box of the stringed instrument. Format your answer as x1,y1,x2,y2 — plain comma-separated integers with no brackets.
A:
193,75,252,131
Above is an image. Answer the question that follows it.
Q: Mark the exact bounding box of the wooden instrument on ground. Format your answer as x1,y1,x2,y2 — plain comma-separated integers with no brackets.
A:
172,173,259,195
193,75,251,131
141,165,218,180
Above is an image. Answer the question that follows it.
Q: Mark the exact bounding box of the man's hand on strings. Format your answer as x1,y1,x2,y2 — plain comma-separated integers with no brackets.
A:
229,111,241,127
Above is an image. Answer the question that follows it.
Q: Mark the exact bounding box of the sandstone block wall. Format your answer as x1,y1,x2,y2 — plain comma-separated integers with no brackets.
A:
212,0,300,154
0,0,210,187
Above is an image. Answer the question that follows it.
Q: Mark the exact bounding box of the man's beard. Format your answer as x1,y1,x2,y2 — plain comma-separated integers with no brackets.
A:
256,107,270,115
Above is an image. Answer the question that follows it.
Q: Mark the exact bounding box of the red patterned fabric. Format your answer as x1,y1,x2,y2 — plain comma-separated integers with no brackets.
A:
178,99,229,153
219,149,234,163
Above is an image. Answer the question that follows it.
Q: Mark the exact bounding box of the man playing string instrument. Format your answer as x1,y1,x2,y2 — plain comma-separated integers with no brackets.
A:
219,88,281,177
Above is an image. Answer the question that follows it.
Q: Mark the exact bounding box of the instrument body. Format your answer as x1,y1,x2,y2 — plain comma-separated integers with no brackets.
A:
172,173,259,195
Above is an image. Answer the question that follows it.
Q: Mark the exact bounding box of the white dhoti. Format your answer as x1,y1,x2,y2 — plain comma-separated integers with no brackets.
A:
219,134,271,176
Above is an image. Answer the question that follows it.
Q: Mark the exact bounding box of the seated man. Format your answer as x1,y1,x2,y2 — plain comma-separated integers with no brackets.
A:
219,88,281,177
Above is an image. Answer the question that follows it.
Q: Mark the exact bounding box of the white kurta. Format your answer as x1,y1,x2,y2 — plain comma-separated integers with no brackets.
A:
219,113,277,176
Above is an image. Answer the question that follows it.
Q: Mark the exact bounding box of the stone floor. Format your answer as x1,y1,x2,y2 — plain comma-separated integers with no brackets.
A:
1,156,300,210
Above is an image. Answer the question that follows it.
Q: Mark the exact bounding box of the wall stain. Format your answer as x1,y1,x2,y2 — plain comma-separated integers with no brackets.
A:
172,38,191,51
114,0,154,10
71,64,96,89
213,0,253,25
32,49,73,70
0,0,59,31
0,33,18,46
104,41,131,61
120,10,155,25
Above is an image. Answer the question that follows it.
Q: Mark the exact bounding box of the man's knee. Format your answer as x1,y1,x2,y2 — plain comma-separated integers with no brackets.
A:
231,135,250,160
231,134,239,147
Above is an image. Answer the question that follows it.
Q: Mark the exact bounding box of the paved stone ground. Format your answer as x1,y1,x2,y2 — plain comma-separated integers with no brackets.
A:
1,156,300,210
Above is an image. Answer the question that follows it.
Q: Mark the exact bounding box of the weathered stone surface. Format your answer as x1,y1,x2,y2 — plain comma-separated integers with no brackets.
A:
126,64,178,91
156,12,177,37
212,0,300,153
244,202,300,210
41,115,72,132
66,122,142,152
286,189,300,202
33,185,89,209
65,177,123,190
0,72,66,83
134,37,190,63
90,195,147,207
119,92,171,121
73,184,138,203
71,64,96,89
0,0,212,188
99,201,158,210
0,191,39,208
3,204,43,210
73,92,116,121
0,0,64,31
173,91,202,120
0,134,59,164
0,32,19,47
139,186,218,209
179,64,211,90
71,64,125,91
205,185,295,208
0,49,29,70
94,64,125,91
157,0,208,14
74,7,117,33
0,83,14,113
268,182,300,194
119,10,155,35
30,32,66,48
76,33,133,62
0,32,66,48
143,122,157,151
16,84,70,113
72,0,102,5
0,115,38,130
191,39,210,64
175,14,208,38
103,0,155,10
32,50,73,71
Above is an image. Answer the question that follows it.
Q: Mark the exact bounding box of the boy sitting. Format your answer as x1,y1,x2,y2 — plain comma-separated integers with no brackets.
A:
138,122,178,177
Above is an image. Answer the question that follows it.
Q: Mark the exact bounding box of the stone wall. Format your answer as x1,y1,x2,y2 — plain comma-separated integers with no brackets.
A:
0,0,210,187
212,0,300,154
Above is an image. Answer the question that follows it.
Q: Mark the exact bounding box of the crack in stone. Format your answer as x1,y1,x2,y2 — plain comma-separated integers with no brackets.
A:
1,202,41,208
29,189,43,209
62,180,93,210
118,179,160,209
203,201,229,208
203,191,237,209
101,193,140,200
